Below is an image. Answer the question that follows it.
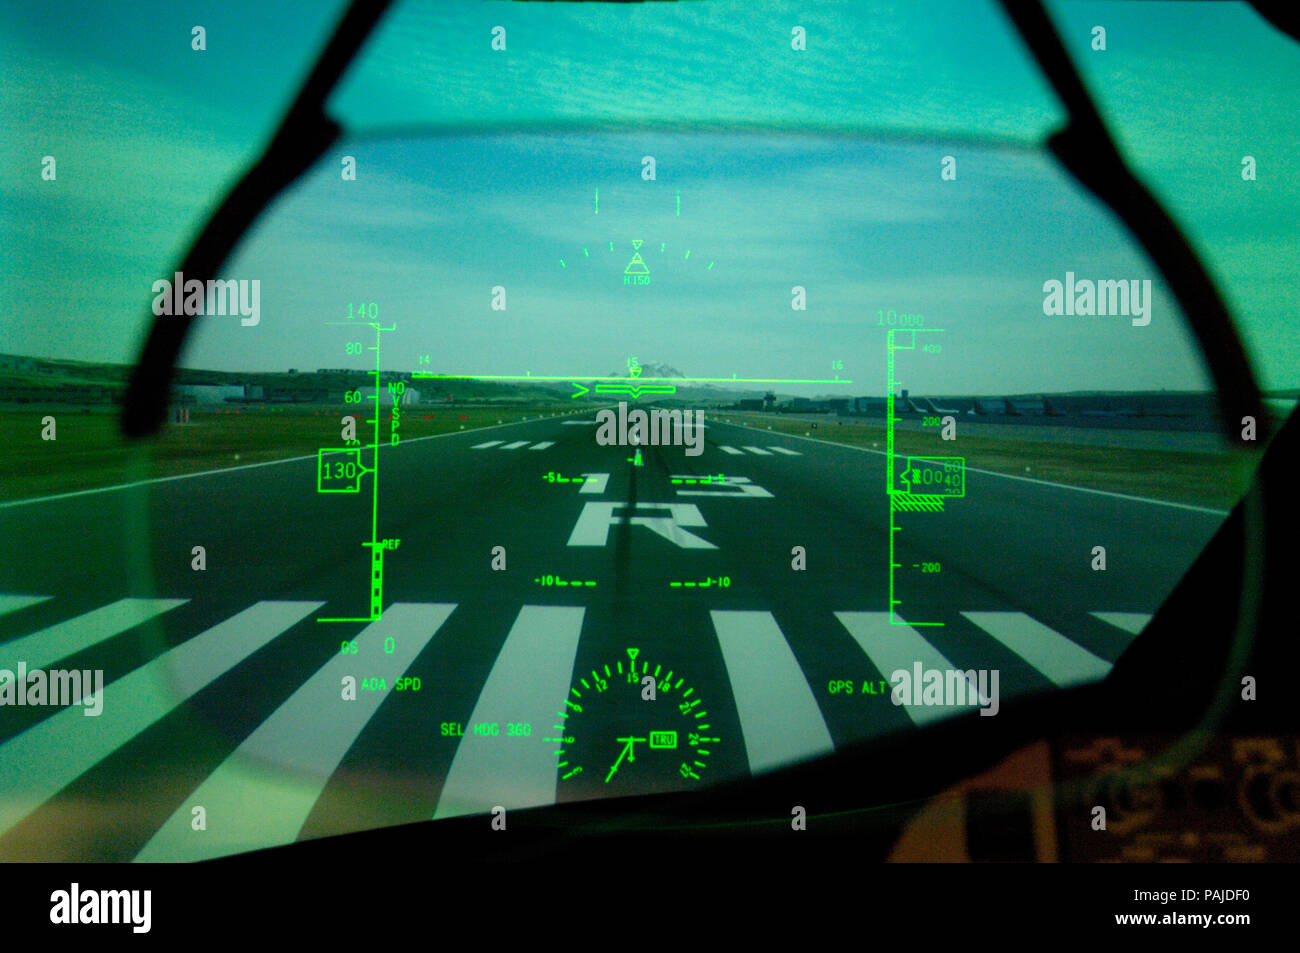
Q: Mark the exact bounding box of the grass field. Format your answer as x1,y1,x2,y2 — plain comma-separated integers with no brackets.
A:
2,403,1262,510
710,413,1260,511
0,404,581,503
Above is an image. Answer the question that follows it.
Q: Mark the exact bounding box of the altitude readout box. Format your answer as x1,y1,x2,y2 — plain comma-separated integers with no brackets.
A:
892,456,965,497
317,448,365,493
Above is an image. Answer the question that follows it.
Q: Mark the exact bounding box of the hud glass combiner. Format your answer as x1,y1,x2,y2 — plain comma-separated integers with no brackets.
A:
112,0,1272,825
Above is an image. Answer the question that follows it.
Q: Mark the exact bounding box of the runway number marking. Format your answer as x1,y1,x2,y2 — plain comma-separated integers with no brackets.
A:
567,502,717,549
565,475,770,549
670,475,773,498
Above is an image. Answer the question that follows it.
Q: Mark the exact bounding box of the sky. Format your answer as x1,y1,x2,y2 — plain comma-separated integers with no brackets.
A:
2,0,1297,396
189,131,1206,397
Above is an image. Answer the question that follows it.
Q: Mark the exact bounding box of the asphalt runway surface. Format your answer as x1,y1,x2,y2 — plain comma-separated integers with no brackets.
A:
0,410,1227,860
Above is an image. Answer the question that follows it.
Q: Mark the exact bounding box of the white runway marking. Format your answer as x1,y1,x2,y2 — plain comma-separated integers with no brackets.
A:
471,440,504,449
835,612,975,727
672,476,773,498
0,600,322,843
630,504,717,549
0,598,188,673
962,612,1111,687
711,611,833,773
567,502,620,546
528,441,555,450
768,447,801,455
1090,612,1153,635
741,446,772,455
135,603,455,861
435,605,585,819
579,473,609,494
499,441,530,450
718,446,744,455
567,502,716,549
0,595,51,617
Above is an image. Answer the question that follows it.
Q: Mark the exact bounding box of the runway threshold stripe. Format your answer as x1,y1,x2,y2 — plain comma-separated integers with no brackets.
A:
768,447,801,455
835,612,974,727
135,603,454,862
718,446,744,455
0,598,189,673
962,612,1111,687
0,600,322,845
0,595,52,618
434,605,585,819
471,440,504,449
710,611,833,773
528,441,555,450
499,441,530,450
741,446,772,455
1090,612,1153,636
